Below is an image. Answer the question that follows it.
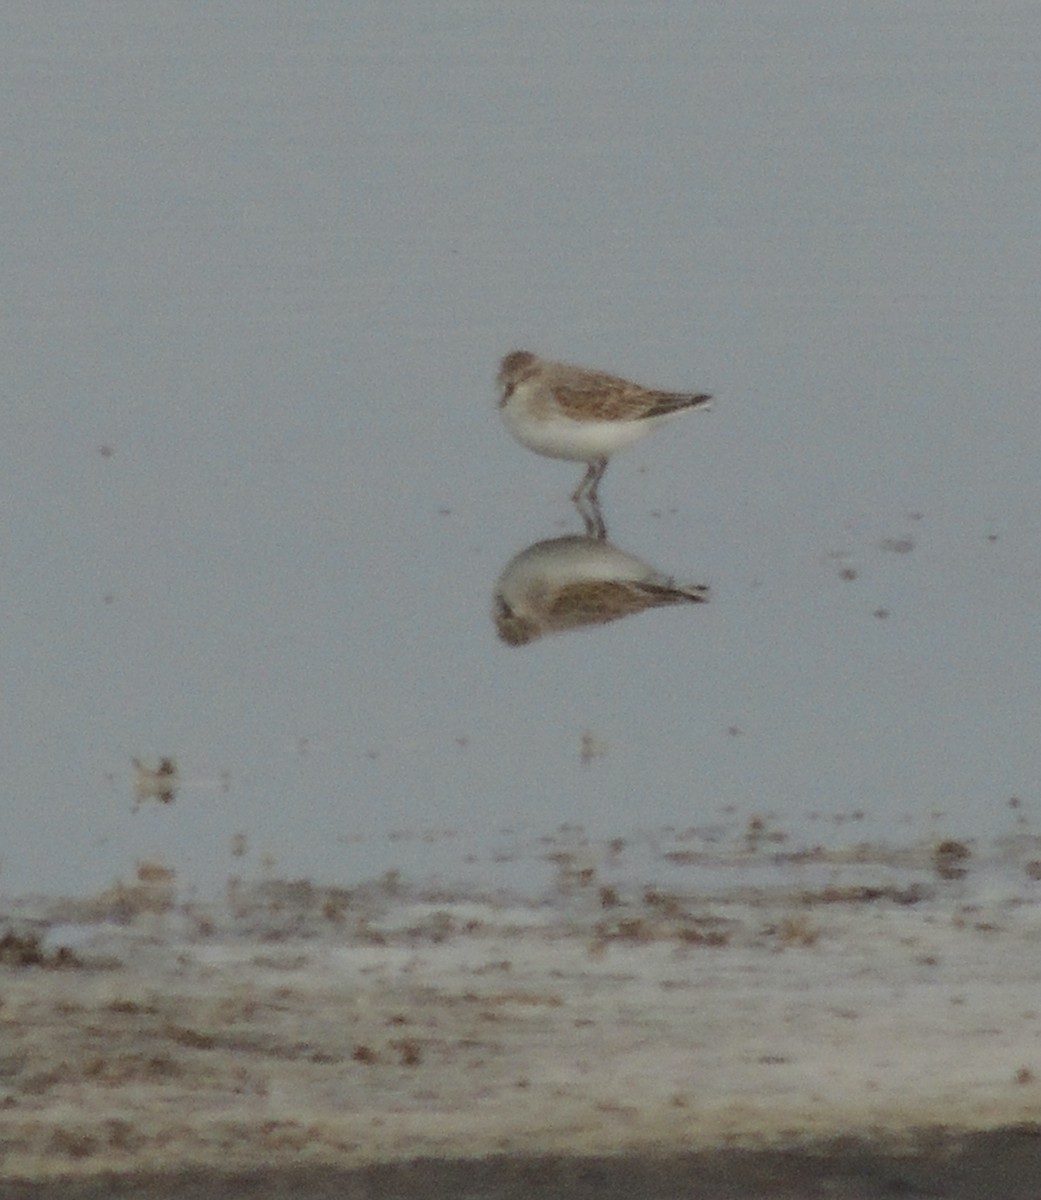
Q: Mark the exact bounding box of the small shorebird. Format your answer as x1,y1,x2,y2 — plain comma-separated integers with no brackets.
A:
493,535,708,645
497,350,712,501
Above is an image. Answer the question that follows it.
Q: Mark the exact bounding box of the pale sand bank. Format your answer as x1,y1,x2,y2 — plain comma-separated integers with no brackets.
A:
1,838,1040,1192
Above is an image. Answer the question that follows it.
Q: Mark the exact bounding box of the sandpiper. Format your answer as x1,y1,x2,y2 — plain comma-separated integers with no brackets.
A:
497,350,712,501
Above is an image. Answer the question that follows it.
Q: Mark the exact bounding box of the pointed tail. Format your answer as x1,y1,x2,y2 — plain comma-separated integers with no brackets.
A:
644,391,712,418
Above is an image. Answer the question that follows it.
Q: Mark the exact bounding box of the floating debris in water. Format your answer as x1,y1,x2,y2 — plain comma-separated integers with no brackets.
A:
132,757,179,809
0,929,81,969
136,860,176,886
580,731,608,767
932,839,971,881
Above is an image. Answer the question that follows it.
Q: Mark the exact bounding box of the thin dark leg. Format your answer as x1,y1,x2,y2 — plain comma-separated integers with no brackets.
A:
572,457,609,540
572,457,607,504
571,461,596,503
576,492,607,540
586,457,608,503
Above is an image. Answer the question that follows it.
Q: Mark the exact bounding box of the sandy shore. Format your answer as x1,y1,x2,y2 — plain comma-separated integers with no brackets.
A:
2,837,1040,1194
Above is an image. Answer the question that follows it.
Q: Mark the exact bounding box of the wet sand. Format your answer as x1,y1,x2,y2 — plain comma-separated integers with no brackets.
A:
5,1131,1041,1200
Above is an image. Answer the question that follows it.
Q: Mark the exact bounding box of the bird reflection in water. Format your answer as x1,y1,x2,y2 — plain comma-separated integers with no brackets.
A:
494,535,708,646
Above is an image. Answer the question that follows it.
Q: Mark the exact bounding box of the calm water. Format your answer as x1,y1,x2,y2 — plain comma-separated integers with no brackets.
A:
3,2,1040,897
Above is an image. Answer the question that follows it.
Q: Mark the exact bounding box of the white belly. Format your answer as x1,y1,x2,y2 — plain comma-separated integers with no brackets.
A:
500,393,659,462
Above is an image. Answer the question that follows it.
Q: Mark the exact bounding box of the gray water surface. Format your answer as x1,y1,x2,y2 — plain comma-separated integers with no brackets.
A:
3,2,1040,895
